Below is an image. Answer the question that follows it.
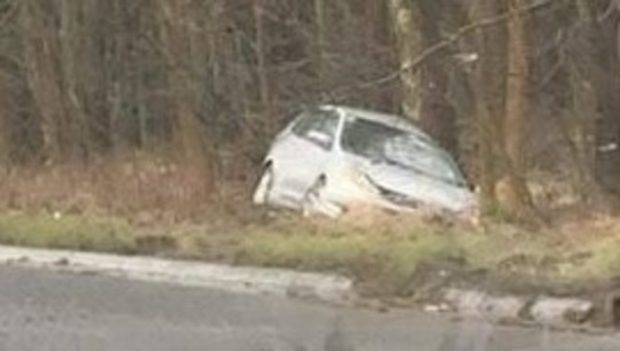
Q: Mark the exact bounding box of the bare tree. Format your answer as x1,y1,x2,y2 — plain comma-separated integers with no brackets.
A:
419,0,458,155
472,0,507,214
498,0,535,217
157,0,217,190
20,1,68,162
0,71,9,165
387,0,422,120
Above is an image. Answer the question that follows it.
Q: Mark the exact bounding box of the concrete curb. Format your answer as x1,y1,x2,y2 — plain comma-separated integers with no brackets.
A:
530,297,594,325
443,289,594,327
0,245,355,304
443,289,528,323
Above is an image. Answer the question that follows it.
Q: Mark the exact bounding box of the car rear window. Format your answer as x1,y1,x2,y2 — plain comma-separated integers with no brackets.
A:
292,110,339,140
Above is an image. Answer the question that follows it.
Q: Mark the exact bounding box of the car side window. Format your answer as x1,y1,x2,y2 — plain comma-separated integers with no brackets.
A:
291,112,317,137
292,110,339,150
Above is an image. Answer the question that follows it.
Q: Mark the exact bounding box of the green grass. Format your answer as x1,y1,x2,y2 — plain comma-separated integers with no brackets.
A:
0,213,138,254
236,219,463,296
458,229,559,273
577,236,620,279
234,217,620,296
0,210,618,298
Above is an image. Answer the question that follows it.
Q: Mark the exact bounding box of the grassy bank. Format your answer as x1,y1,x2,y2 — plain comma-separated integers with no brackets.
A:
0,213,138,254
0,161,618,298
1,209,619,299
234,215,620,298
236,217,462,296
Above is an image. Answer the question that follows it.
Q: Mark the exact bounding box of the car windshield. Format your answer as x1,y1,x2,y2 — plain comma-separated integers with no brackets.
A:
340,117,466,186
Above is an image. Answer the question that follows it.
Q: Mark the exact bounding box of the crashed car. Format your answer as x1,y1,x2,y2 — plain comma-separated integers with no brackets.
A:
252,105,477,218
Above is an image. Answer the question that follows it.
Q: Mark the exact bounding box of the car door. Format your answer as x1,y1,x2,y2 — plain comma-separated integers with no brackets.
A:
275,109,340,203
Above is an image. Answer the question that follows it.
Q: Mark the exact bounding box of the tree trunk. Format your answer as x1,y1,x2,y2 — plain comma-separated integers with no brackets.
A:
59,0,90,160
387,0,422,121
0,72,9,165
253,0,273,131
593,18,620,195
419,0,458,156
573,0,620,196
158,0,216,192
314,0,327,90
498,0,535,217
564,0,604,202
20,0,67,162
473,0,507,214
81,0,112,154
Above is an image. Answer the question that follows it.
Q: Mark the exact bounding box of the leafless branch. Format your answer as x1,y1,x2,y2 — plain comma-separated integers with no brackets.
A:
327,0,556,100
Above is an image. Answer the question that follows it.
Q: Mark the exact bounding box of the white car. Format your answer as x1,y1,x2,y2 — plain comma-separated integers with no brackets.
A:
252,105,477,218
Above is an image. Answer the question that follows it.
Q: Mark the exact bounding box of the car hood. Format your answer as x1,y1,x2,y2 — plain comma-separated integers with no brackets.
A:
363,163,476,212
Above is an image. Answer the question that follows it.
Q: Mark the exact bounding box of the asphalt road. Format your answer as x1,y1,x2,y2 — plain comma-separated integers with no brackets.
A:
0,266,618,351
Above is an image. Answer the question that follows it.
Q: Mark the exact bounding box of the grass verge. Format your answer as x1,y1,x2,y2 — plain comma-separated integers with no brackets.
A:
2,161,619,300
0,210,618,299
236,221,461,296
0,213,138,254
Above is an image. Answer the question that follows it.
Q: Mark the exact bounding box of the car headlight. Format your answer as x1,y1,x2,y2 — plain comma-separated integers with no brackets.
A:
340,167,379,195
362,175,420,208
378,187,420,208
357,173,381,195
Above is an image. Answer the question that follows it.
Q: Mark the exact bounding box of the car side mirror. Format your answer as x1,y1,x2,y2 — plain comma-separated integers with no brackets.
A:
306,130,332,148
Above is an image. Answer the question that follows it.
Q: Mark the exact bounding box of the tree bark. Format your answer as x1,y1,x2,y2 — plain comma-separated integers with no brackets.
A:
253,0,273,131
592,15,620,195
419,0,458,156
314,0,327,90
20,0,67,162
564,0,604,202
574,0,620,196
473,0,507,214
59,0,91,159
158,0,217,192
0,72,9,165
498,0,535,217
387,0,422,121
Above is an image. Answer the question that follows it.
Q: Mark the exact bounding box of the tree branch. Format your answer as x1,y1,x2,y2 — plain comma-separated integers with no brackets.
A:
327,0,555,101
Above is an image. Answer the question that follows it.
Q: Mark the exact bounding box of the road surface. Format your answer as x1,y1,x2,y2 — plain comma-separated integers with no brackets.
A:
0,265,618,351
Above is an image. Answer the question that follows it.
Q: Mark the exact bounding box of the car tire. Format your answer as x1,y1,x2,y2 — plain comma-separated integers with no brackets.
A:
253,165,274,205
302,177,326,217
302,176,345,218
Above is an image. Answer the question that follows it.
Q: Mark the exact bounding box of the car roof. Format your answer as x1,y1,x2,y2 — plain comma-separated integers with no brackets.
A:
321,104,398,123
319,105,434,142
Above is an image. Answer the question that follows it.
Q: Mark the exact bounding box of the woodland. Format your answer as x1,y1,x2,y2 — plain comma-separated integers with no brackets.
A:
0,0,619,221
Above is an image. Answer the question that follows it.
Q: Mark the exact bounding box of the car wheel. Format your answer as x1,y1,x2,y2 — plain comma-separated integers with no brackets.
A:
302,177,344,218
302,177,325,217
253,165,274,205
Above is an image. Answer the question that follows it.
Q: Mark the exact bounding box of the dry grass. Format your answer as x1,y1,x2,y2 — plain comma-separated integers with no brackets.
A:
0,154,256,224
